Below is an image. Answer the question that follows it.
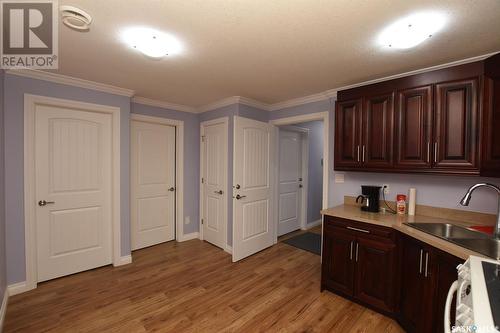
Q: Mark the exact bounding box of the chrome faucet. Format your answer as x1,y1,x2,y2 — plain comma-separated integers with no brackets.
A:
460,183,500,239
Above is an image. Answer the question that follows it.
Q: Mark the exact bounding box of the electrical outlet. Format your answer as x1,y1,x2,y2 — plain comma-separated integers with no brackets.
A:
382,184,390,194
184,216,191,225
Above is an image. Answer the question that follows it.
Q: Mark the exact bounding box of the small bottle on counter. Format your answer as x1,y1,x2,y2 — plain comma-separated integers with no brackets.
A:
397,194,407,215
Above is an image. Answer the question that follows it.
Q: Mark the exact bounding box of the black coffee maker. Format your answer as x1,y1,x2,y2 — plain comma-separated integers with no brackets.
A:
356,185,382,212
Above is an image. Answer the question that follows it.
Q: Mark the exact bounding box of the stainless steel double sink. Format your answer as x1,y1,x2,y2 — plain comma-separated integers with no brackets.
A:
404,223,500,260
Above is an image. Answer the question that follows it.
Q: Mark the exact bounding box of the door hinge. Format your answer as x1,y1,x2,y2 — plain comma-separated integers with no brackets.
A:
201,177,204,184
201,218,204,225
201,135,205,142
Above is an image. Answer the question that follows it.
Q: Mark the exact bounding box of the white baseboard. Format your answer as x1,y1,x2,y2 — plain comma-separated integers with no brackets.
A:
224,245,233,254
302,219,322,230
7,281,32,297
0,288,8,331
178,232,199,242
113,255,132,267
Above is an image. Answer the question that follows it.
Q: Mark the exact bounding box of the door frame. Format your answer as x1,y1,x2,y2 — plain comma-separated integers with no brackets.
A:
277,126,310,233
270,111,330,242
23,94,122,293
199,117,229,250
130,114,185,243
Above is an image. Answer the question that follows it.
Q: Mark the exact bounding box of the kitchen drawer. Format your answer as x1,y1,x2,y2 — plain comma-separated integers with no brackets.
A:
324,215,396,242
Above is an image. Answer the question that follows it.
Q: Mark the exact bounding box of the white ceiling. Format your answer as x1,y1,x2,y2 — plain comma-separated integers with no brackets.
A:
54,0,500,108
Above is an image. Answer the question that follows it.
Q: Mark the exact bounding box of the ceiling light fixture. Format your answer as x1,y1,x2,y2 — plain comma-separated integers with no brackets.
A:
378,12,447,49
121,27,183,59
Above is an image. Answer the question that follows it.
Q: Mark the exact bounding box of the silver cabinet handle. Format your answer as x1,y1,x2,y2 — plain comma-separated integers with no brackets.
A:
235,194,246,200
362,145,366,163
424,252,429,277
357,145,360,162
427,142,431,163
355,242,359,262
434,142,438,163
347,226,370,234
168,187,175,192
38,200,55,207
419,249,423,274
350,241,354,260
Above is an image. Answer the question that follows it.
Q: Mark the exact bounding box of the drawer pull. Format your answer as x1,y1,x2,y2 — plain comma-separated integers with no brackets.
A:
419,249,423,274
355,242,359,262
424,252,430,277
347,226,370,234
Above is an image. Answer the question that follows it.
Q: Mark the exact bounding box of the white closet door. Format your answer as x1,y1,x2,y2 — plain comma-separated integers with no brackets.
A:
131,120,175,250
278,130,302,236
35,105,113,282
201,120,228,249
233,116,275,262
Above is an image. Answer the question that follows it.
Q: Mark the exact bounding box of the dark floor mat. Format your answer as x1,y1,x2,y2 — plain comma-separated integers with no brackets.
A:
282,232,321,255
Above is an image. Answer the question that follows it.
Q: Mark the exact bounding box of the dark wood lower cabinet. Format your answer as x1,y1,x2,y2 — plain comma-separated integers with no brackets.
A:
321,216,464,333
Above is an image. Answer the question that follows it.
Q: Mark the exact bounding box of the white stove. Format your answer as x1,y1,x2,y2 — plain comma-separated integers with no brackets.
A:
445,256,500,333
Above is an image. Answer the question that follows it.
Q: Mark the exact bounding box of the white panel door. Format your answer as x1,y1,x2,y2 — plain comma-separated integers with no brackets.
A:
201,120,227,249
278,130,302,236
233,116,275,262
131,120,176,250
35,105,112,282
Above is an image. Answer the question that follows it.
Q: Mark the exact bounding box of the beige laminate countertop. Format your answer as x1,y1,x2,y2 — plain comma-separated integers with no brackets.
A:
321,204,490,260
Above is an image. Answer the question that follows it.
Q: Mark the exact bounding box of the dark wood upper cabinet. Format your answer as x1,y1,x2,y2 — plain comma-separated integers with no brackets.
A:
334,54,500,177
481,55,500,177
362,93,394,168
395,86,433,169
434,78,479,172
335,99,362,168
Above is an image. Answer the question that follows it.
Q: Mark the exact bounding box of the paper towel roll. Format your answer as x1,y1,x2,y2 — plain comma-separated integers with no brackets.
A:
408,188,416,216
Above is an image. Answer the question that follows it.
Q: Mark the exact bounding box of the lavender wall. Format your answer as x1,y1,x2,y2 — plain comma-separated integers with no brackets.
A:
0,70,6,303
4,74,131,285
131,103,200,234
294,121,324,224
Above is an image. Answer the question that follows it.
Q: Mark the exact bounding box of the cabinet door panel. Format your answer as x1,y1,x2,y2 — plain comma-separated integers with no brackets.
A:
482,78,500,176
399,236,428,333
395,86,433,168
434,79,478,170
321,226,355,296
363,93,394,168
335,99,362,168
354,237,396,313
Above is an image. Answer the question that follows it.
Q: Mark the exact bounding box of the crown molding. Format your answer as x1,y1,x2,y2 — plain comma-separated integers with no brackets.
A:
196,96,272,113
6,69,135,97
237,96,272,111
268,92,330,111
132,96,197,113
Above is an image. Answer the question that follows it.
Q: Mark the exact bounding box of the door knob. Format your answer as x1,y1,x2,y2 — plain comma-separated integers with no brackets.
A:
168,187,175,192
235,194,246,200
214,190,223,195
38,200,55,207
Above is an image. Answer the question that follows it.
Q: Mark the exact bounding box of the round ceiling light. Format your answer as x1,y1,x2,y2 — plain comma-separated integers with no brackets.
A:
120,27,183,59
60,5,92,31
378,12,447,49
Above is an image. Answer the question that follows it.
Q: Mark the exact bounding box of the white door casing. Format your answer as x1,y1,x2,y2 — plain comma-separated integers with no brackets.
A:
278,130,303,236
233,116,276,262
131,120,176,250
200,118,228,249
34,103,114,282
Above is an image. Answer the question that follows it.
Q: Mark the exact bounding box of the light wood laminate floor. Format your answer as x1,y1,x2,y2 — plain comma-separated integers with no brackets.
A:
5,230,404,332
